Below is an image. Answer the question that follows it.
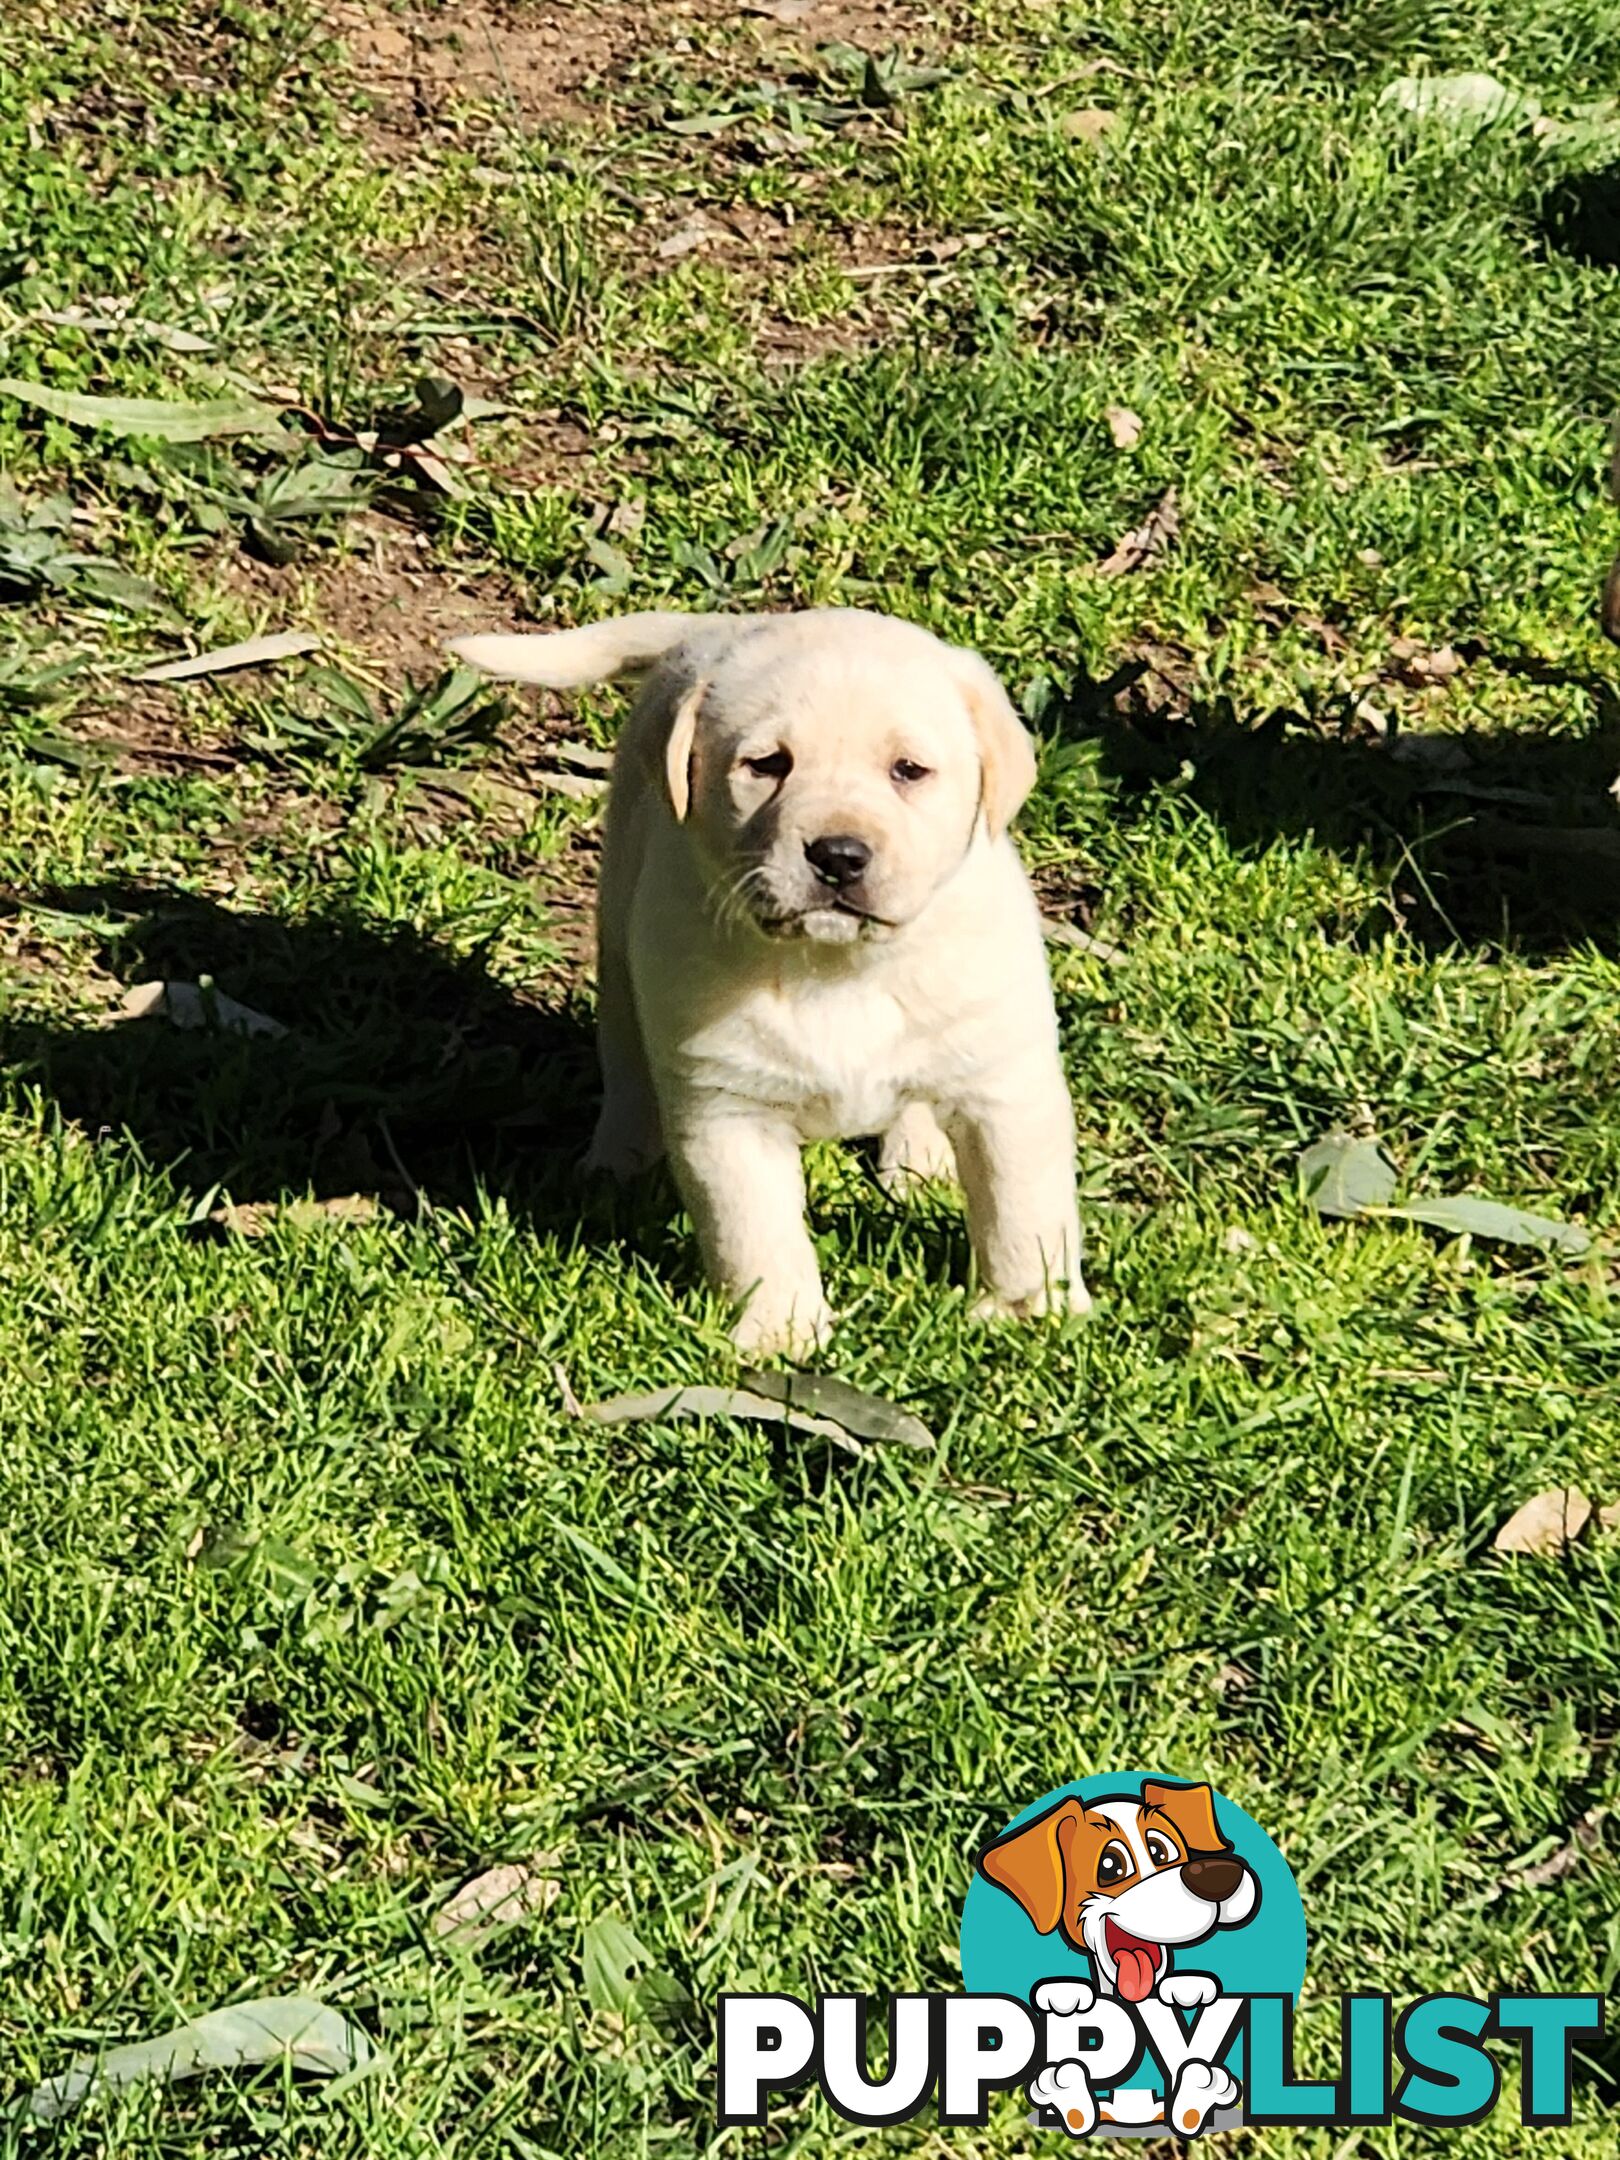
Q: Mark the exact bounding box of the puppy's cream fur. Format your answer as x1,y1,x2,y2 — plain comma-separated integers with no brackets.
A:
453,608,1087,1355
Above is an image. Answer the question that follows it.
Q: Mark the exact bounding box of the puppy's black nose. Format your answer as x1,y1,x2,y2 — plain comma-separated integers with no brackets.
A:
805,834,872,889
1182,1855,1244,1904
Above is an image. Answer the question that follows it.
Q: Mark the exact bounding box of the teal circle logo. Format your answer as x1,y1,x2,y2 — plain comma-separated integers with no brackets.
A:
960,1775,1305,2101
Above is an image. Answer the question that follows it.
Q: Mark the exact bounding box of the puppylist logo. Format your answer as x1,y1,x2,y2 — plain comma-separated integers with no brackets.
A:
719,1775,1603,2136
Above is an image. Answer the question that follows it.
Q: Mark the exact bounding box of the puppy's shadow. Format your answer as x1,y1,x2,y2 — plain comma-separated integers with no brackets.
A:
0,882,652,1245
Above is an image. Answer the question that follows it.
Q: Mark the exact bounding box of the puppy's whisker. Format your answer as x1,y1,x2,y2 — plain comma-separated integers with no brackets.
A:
710,861,773,934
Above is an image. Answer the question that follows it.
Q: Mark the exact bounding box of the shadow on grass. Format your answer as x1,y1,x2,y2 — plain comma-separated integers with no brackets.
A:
0,882,977,1299
1536,158,1620,270
1045,654,1620,954
0,882,620,1231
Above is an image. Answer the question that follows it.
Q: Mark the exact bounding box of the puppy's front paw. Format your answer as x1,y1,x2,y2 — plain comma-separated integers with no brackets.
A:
968,1275,1091,1325
730,1290,835,1361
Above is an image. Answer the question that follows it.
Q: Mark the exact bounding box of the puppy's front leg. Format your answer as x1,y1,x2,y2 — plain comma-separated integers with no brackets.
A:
666,1108,832,1356
949,1066,1090,1321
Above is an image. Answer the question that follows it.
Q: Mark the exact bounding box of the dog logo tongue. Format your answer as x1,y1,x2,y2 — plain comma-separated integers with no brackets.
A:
1114,1941,1159,2003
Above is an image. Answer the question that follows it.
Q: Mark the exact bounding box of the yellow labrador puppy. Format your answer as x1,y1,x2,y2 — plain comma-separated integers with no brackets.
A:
453,609,1087,1355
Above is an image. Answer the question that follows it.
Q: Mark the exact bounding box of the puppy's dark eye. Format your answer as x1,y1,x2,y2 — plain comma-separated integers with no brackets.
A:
891,758,931,785
1144,1832,1177,1869
743,750,793,781
1097,1841,1132,1886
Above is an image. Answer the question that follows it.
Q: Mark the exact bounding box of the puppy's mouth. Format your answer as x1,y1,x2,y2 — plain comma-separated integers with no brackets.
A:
1104,1921,1164,2004
759,899,895,942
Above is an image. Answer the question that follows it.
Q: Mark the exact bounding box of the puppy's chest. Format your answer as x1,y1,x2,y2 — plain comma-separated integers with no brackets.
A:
678,978,949,1138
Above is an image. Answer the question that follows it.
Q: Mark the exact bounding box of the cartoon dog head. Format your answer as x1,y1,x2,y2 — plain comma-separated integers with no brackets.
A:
976,1782,1259,2004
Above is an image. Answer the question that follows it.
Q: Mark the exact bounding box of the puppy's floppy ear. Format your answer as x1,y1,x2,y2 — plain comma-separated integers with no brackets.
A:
662,677,707,822
977,1798,1084,1934
952,647,1038,835
1141,1780,1228,1856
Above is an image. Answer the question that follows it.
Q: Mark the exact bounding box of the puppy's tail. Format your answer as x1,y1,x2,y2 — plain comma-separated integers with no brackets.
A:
449,612,734,690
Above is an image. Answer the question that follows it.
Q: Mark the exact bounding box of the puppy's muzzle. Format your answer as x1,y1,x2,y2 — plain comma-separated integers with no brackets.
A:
804,833,872,889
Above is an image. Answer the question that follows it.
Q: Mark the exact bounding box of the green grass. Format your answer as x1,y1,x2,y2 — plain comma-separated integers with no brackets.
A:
1,0,1620,2150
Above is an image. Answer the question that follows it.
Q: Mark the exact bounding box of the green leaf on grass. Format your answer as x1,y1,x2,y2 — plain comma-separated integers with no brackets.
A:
0,380,289,442
1299,1132,1591,1253
582,1912,652,2016
28,1996,374,2118
738,1369,934,1449
1393,1195,1590,1254
1297,1132,1398,1218
581,1912,691,2024
1377,72,1540,133
575,1383,856,1449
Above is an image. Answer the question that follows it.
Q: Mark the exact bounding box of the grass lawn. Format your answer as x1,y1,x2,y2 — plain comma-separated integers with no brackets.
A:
2,0,1620,2149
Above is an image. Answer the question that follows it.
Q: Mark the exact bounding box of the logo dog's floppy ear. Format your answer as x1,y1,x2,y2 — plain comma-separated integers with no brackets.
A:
662,678,707,822
952,647,1038,836
1141,1780,1228,1855
977,1799,1084,1934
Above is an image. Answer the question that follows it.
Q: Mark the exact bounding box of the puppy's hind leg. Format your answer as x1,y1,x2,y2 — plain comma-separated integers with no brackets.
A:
877,1101,958,1196
583,943,663,1178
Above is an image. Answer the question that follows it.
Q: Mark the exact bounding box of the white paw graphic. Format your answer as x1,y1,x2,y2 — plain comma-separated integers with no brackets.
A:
1157,1971,1219,2010
1034,1979,1096,2017
1029,2059,1096,2137
1169,2059,1240,2135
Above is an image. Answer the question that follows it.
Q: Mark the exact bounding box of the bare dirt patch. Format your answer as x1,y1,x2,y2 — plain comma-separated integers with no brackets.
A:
334,0,641,136
210,513,534,683
334,0,958,141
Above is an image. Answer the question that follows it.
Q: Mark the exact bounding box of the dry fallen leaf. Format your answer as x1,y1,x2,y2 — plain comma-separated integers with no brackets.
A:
657,215,724,261
1598,1499,1620,1534
136,631,318,683
535,767,609,799
1492,1486,1592,1556
1096,488,1179,576
208,1195,378,1238
1042,917,1126,963
741,0,814,19
1062,107,1119,145
1105,404,1143,450
1387,637,1464,687
433,1861,560,1941
404,448,466,498
40,306,214,354
1493,1808,1607,1899
118,980,289,1038
546,742,614,775
916,234,989,265
1210,1662,1256,1698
